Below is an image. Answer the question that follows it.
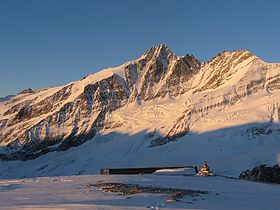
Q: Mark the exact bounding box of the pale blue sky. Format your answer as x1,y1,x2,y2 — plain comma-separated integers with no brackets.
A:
0,0,279,97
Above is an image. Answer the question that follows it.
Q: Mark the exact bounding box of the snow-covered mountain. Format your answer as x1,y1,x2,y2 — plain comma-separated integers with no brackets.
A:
1,44,280,177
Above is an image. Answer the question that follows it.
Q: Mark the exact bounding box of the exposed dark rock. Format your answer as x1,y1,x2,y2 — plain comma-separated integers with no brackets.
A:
4,99,34,116
18,88,34,95
239,164,280,184
0,95,14,102
91,182,208,202
0,119,8,130
266,74,280,92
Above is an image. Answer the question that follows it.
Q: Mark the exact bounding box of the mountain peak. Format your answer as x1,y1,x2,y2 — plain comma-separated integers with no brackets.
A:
221,49,253,57
139,44,175,61
209,49,255,64
150,44,171,52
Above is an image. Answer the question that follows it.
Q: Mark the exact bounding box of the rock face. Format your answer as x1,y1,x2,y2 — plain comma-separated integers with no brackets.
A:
239,165,280,184
1,44,280,160
18,88,34,95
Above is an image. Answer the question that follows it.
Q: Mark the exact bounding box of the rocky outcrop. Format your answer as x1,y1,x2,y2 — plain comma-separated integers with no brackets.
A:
18,88,34,95
0,74,131,159
239,165,280,184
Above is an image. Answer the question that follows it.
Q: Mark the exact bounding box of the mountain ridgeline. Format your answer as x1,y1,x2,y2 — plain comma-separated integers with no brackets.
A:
0,44,280,160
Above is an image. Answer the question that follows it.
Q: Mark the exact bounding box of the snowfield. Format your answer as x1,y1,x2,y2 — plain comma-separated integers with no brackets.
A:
0,174,279,210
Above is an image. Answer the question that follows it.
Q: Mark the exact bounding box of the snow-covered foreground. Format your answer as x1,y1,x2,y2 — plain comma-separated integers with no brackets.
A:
0,174,279,210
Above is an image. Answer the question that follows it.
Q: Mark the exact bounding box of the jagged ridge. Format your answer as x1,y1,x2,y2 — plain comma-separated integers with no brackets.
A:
0,44,280,160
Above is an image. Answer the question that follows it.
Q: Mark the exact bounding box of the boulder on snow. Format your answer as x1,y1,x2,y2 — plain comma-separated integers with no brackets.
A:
239,164,280,184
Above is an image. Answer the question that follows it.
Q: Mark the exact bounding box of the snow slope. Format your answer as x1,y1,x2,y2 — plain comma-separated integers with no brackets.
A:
1,117,280,179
